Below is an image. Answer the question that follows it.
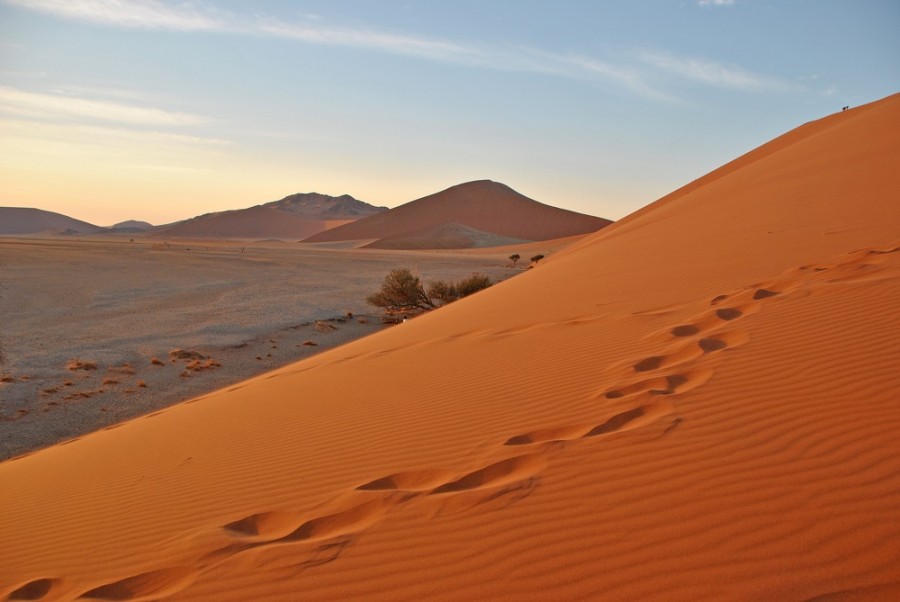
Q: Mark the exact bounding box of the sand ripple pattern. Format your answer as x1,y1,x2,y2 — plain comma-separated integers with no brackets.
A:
3,244,898,601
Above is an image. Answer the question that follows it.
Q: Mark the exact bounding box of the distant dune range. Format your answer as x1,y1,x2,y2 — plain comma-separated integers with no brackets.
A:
2,94,900,601
146,193,387,240
304,179,612,248
2,185,609,247
0,207,104,235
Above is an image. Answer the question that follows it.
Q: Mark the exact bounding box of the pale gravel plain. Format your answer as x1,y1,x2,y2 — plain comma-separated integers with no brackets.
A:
0,236,523,459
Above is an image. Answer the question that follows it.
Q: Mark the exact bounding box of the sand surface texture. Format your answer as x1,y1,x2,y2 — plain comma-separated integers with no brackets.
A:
1,94,899,600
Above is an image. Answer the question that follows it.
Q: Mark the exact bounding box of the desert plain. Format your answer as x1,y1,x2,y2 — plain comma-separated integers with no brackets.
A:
0,236,533,459
0,94,899,601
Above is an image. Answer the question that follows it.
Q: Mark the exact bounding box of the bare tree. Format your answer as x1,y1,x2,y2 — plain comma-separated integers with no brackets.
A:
367,268,436,312
509,253,520,267
368,269,492,312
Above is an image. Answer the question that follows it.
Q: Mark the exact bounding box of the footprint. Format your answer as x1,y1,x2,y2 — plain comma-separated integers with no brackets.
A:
6,578,61,601
715,307,743,321
583,402,675,438
698,337,728,352
631,343,705,374
583,407,645,437
752,288,781,300
77,567,196,601
603,368,714,400
666,304,756,340
224,511,305,540
505,424,592,446
671,325,701,337
357,469,454,492
431,454,545,494
633,356,664,372
273,500,386,544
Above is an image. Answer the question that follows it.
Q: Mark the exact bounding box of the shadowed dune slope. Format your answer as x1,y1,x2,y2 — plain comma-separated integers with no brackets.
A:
148,206,352,239
0,207,102,235
2,94,900,601
303,180,612,246
363,222,530,250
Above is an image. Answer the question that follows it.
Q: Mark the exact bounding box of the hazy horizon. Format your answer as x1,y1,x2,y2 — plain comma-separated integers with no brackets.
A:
1,0,898,226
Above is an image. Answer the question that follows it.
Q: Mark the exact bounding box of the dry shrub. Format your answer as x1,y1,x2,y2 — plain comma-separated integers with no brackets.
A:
185,359,220,372
151,357,164,366
314,320,338,332
302,340,318,346
67,359,98,371
102,378,119,386
169,349,206,360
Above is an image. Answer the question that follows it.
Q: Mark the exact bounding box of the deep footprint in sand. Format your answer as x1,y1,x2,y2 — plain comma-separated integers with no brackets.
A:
430,455,545,494
77,567,197,601
6,578,62,601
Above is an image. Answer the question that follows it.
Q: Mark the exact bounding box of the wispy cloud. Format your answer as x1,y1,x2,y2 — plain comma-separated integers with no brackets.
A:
698,0,736,6
256,20,480,63
3,0,796,102
0,86,208,126
2,0,224,31
638,51,793,92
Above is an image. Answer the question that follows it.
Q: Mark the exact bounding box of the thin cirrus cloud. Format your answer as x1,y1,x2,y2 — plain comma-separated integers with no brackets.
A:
0,86,209,126
638,51,794,92
3,0,790,99
1,0,224,31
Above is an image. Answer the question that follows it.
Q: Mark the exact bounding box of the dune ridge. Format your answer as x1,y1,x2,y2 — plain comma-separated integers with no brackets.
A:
303,180,611,247
1,94,899,600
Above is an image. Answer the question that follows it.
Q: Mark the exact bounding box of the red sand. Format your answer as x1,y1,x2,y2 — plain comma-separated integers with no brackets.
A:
1,94,899,601
304,180,611,246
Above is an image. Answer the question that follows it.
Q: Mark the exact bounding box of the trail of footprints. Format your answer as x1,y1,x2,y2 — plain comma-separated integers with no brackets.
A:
6,245,897,602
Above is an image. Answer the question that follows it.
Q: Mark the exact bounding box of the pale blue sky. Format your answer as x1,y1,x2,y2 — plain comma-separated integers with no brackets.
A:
1,1,897,225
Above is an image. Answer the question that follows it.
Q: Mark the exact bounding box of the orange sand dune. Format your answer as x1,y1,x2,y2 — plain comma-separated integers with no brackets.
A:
303,180,612,246
2,94,900,601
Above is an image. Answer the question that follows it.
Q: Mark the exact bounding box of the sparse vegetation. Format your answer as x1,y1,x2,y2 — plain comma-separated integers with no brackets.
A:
367,268,493,314
530,254,545,264
366,268,436,312
509,253,520,267
67,359,98,371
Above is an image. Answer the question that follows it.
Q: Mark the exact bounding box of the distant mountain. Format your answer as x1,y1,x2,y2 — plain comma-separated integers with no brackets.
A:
109,220,153,232
302,180,612,248
0,207,103,235
266,193,387,220
149,193,386,239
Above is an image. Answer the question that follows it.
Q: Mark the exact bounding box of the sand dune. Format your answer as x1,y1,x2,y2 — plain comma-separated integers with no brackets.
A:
0,207,102,235
303,180,611,247
2,94,900,601
148,193,385,240
363,222,530,250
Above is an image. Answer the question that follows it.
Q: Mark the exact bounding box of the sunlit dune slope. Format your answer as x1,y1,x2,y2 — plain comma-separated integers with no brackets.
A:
303,180,612,246
2,94,900,601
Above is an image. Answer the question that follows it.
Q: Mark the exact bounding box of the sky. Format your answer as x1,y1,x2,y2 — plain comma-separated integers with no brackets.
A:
1,1,898,226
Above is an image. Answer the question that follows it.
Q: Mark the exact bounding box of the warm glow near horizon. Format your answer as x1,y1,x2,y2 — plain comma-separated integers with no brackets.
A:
1,0,898,226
